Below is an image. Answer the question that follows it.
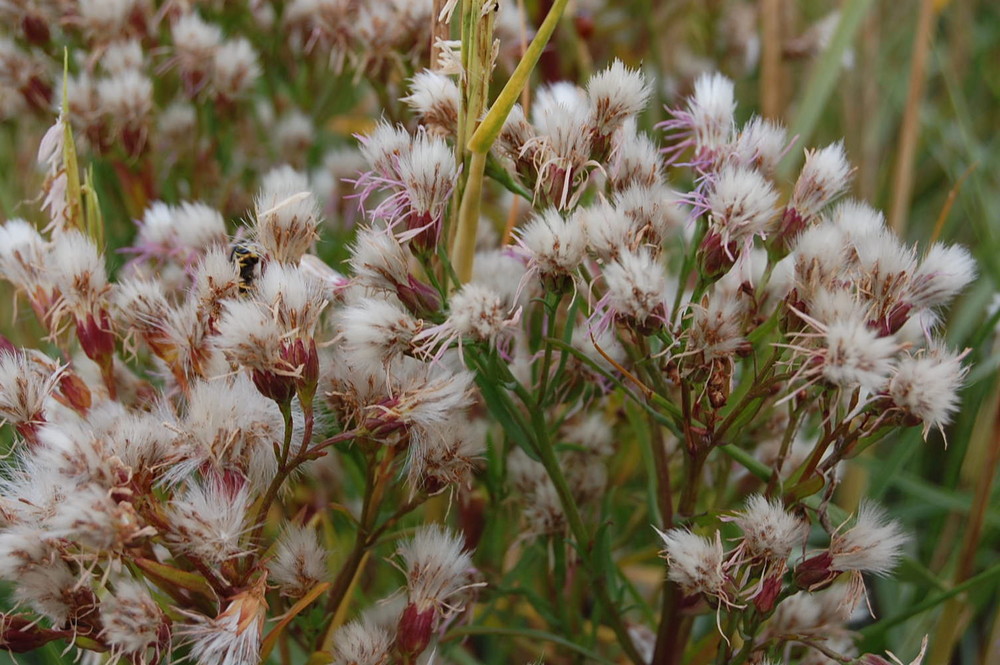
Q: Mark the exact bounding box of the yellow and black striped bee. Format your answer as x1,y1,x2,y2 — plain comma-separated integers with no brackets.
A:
229,240,263,294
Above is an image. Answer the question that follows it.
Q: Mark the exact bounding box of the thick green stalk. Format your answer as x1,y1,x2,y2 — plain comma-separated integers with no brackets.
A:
451,0,570,281
451,150,487,283
467,0,570,154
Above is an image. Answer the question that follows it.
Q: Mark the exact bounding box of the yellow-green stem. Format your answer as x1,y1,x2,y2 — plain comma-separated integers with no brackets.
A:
467,0,570,154
451,150,487,283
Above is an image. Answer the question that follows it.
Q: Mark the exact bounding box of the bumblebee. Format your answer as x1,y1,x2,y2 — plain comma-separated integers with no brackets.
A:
229,240,262,293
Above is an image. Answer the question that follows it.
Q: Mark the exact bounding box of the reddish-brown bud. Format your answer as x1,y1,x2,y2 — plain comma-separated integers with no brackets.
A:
252,368,296,406
406,210,441,255
698,230,739,281
21,12,51,45
396,602,435,659
0,613,70,652
793,551,836,591
397,276,441,319
873,303,912,337
57,371,92,413
773,206,806,254
76,311,116,363
753,574,783,613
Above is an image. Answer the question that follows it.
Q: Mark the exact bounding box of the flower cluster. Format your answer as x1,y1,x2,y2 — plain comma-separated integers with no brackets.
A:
0,4,979,665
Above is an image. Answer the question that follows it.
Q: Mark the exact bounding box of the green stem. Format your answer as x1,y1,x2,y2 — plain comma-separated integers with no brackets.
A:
451,150,487,283
467,0,571,153
517,392,644,664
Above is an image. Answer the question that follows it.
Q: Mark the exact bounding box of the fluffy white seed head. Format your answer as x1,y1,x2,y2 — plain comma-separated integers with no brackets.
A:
791,224,849,296
615,184,686,247
359,121,412,176
829,199,885,241
561,413,614,457
609,123,663,191
255,166,321,264
100,578,166,659
78,0,136,40
0,218,47,294
689,72,736,156
602,250,671,328
688,290,747,361
446,283,515,342
275,110,314,162
397,524,474,614
830,503,908,575
269,525,327,597
707,164,778,244
733,115,788,175
376,365,474,433
791,141,852,220
101,39,144,74
339,297,420,371
655,528,727,597
586,59,651,137
577,199,632,261
45,482,149,552
96,69,152,126
169,375,283,492
179,578,266,665
533,82,587,123
349,227,411,291
732,495,808,562
408,420,486,492
214,298,286,374
166,479,253,565
0,349,60,426
404,70,459,135
174,201,228,251
507,448,566,535
47,230,108,316
517,208,588,278
889,346,968,438
171,12,223,70
212,37,260,99
907,243,976,310
821,320,897,392
331,617,394,665
397,133,456,220
471,250,533,310
255,261,328,336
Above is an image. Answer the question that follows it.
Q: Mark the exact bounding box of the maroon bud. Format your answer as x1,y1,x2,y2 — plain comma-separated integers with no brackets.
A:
14,419,44,445
396,602,435,659
793,551,835,591
873,302,912,337
122,124,147,159
406,211,441,255
295,338,320,405
396,275,441,319
21,12,51,45
20,75,53,112
698,230,739,281
0,613,70,652
753,574,783,613
252,369,296,405
58,371,92,413
773,206,806,254
574,12,595,40
76,311,116,363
